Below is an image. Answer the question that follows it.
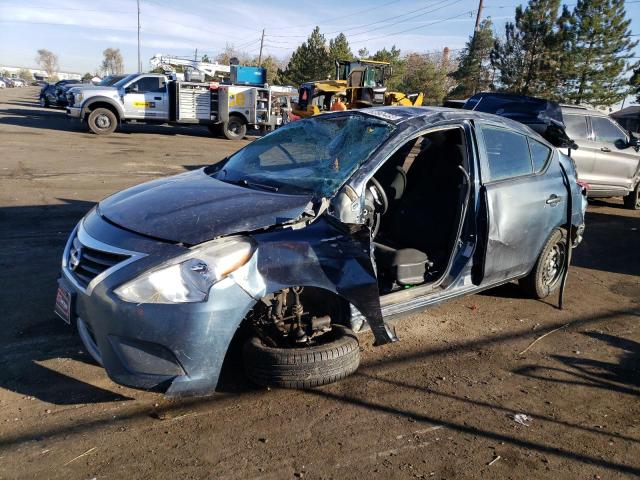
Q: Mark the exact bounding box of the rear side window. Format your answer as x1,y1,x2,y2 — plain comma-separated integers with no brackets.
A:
591,116,626,144
528,138,552,172
481,126,533,181
563,114,589,140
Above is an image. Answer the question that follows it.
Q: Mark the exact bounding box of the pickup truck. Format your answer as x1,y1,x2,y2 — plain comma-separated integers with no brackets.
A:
66,73,296,140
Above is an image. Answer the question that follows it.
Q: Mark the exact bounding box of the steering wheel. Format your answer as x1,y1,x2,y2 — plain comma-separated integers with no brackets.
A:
365,177,389,238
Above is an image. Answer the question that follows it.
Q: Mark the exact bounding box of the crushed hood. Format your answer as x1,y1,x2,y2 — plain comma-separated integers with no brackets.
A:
98,169,314,245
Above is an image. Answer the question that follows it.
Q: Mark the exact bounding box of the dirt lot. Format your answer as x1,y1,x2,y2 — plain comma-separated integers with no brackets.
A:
0,86,638,480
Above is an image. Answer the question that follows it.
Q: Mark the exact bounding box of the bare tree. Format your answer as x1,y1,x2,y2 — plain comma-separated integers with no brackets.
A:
101,48,124,75
36,49,59,79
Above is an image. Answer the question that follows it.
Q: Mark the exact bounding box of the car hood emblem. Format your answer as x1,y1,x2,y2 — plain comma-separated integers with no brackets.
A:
69,247,82,271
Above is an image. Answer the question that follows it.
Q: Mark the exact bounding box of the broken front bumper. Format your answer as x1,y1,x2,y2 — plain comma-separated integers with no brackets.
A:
58,215,257,397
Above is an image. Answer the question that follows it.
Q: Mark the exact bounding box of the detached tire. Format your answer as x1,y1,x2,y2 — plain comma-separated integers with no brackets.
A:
87,107,117,135
223,116,247,140
519,228,567,299
243,325,360,389
623,182,640,210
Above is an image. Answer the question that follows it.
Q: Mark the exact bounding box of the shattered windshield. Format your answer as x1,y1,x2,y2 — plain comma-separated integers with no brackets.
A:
213,114,394,197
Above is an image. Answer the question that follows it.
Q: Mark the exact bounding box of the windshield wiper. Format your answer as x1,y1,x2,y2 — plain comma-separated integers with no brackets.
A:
222,177,279,192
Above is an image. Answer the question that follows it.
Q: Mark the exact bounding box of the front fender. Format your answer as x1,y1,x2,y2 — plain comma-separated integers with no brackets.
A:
80,96,125,120
230,218,397,345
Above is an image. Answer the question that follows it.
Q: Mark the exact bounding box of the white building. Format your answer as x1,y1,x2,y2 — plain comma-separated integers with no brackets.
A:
0,65,82,81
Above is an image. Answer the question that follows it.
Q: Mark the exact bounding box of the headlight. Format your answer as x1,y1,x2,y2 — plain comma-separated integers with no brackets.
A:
114,237,255,304
75,93,83,105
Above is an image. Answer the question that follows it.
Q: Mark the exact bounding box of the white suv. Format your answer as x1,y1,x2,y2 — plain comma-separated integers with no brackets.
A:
562,105,640,209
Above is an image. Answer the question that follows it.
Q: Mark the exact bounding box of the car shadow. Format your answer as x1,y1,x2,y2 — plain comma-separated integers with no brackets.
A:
0,106,265,138
0,199,131,404
571,210,640,278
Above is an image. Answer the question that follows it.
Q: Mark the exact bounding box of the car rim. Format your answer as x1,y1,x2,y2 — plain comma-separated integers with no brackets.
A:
229,122,241,135
542,242,565,288
95,114,111,129
40,97,45,106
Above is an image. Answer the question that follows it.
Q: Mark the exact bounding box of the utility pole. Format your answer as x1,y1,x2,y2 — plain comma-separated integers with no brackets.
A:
194,48,198,62
258,29,265,65
474,0,484,31
137,0,142,72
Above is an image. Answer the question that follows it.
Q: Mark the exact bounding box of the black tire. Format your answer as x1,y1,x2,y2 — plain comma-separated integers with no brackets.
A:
243,325,360,389
223,116,247,140
623,182,640,210
87,108,118,135
40,96,49,108
519,228,567,299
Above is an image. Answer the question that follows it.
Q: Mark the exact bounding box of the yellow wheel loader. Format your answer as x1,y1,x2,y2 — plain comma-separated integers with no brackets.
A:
290,60,423,119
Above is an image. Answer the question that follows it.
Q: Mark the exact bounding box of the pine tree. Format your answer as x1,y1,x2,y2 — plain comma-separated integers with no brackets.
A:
564,0,637,106
279,27,332,86
449,19,495,98
329,33,354,63
491,0,565,96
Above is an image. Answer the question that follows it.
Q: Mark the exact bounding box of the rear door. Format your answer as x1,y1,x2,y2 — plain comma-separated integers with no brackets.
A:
590,115,639,191
562,113,596,183
123,76,168,120
475,124,565,285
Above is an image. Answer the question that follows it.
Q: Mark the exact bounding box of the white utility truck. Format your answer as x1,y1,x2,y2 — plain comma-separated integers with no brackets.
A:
65,72,296,139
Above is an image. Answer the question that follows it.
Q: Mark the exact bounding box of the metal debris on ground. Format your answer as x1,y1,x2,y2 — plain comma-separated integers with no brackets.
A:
512,414,533,427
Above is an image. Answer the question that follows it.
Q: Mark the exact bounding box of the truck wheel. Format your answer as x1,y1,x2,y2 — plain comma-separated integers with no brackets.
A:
87,108,117,135
223,117,247,140
243,325,361,389
623,182,640,210
519,228,567,299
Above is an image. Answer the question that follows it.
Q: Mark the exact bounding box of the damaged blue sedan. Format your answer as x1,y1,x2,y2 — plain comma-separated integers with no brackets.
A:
55,107,587,397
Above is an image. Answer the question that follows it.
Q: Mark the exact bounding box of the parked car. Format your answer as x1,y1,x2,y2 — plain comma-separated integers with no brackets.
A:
39,79,82,107
1,77,15,87
55,107,587,397
11,78,26,87
0,79,5,89
562,105,640,209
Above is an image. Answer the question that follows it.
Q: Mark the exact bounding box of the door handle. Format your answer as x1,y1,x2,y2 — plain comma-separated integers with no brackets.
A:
154,96,162,100
546,194,562,205
601,147,611,152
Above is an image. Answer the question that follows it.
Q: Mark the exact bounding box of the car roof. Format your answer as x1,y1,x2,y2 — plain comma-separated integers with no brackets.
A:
561,104,607,116
357,106,541,137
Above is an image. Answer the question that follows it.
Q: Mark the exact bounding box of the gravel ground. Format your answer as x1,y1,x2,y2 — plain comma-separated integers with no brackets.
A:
0,86,638,480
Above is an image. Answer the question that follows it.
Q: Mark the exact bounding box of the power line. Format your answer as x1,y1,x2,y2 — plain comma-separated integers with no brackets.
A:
265,0,457,38
350,9,476,45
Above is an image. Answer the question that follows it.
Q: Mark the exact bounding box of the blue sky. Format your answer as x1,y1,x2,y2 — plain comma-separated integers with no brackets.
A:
1,0,639,74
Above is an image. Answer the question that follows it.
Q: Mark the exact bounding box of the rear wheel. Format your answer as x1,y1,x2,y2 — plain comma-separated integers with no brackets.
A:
519,228,567,299
243,325,360,389
623,182,640,210
87,108,117,135
223,116,247,140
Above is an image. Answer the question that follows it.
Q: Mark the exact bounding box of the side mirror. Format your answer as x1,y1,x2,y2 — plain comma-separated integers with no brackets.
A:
614,138,628,149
